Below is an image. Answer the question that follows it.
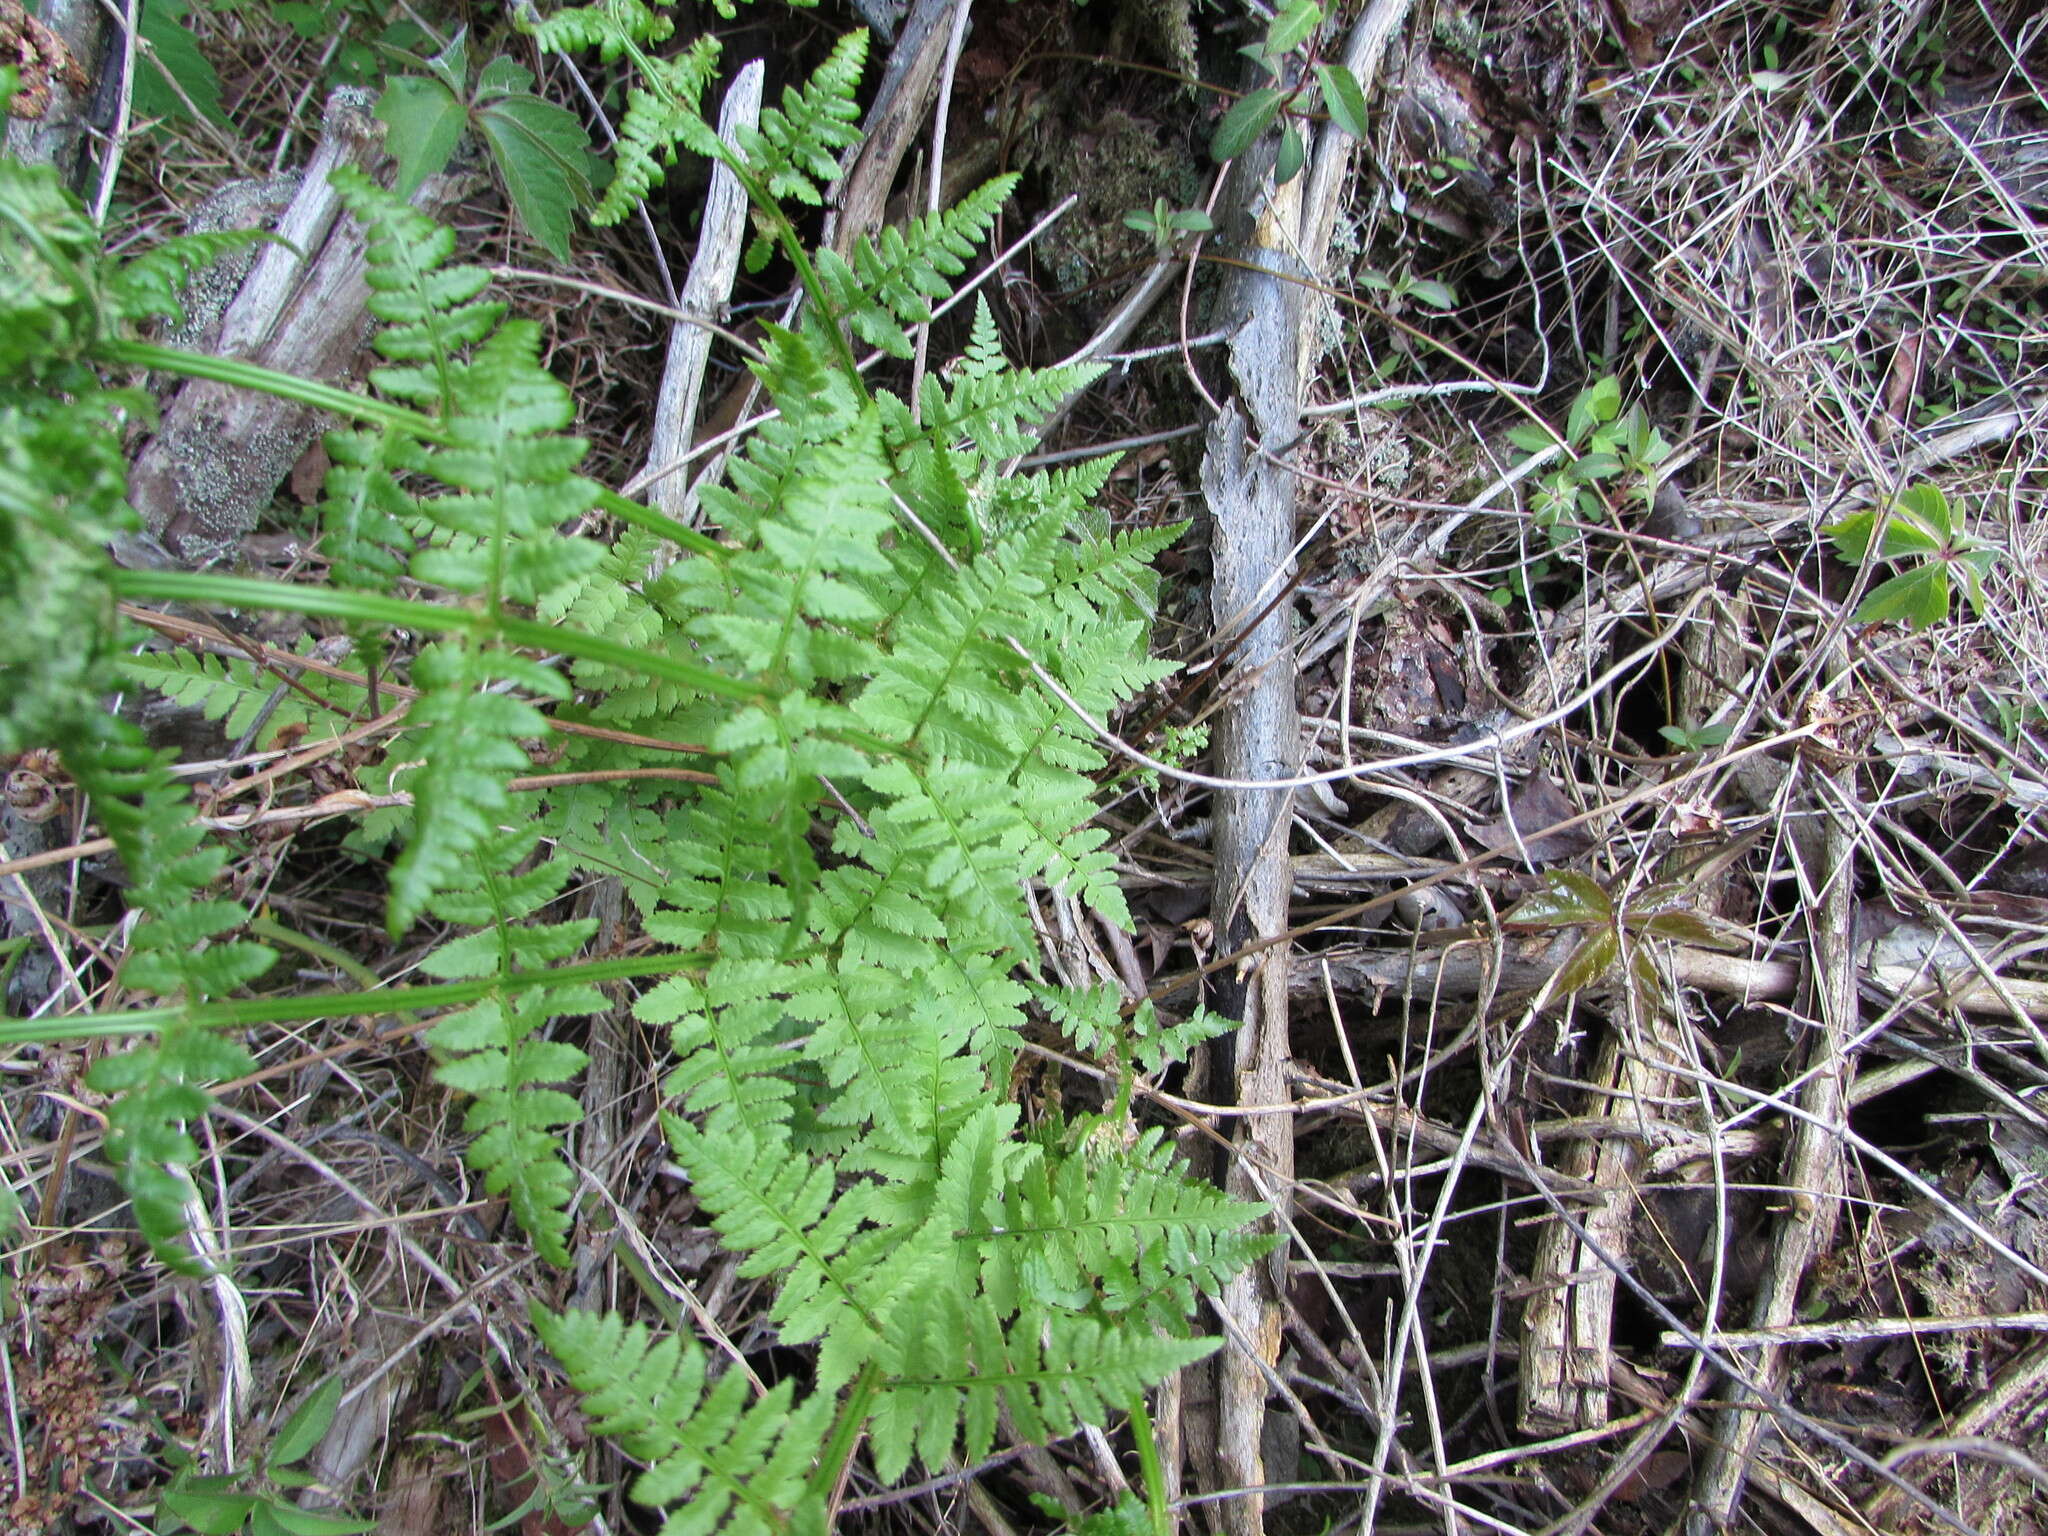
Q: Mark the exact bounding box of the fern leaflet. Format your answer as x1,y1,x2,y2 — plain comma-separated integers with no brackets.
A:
530,1304,834,1536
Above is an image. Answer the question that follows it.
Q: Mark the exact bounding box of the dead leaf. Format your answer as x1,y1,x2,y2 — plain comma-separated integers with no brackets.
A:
1478,773,1595,863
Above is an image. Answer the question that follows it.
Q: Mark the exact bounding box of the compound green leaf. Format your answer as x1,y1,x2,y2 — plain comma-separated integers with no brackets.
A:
1506,869,1610,927
374,75,467,198
1854,562,1949,630
477,92,595,262
1554,925,1619,996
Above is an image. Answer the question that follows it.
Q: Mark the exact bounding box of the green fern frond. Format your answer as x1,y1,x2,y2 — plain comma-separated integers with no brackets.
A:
667,427,894,687
810,175,1018,358
66,727,270,1269
387,641,567,933
646,960,804,1130
328,167,610,603
1,151,254,361
592,37,725,225
89,1027,257,1272
316,424,414,591
1034,985,1237,1078
118,647,361,749
421,829,600,1265
6,50,1272,1512
851,518,1059,758
914,303,1101,461
730,322,871,453
1047,628,1154,718
666,1119,951,1388
520,0,676,60
0,390,138,751
530,1303,834,1536
110,229,277,328
333,167,504,416
986,454,1119,540
429,994,587,1264
406,322,606,606
975,1127,1275,1330
732,29,866,210
858,757,1040,953
869,1292,1217,1481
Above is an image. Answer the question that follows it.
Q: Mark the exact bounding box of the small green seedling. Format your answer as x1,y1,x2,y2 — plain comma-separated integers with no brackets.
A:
1826,482,1999,632
1492,376,1671,605
1358,265,1458,312
156,1377,373,1536
1658,721,1732,752
1122,199,1214,253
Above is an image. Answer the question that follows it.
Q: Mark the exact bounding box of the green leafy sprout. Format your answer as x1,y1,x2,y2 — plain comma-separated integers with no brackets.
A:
1658,720,1734,753
1502,870,1744,1020
1825,482,2000,632
1209,0,1372,184
1122,197,1214,254
156,1377,373,1536
1493,376,1673,607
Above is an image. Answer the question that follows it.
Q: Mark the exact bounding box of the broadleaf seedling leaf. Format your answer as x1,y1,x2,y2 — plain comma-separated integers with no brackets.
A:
1826,508,1878,563
1265,0,1324,58
1405,277,1456,310
477,93,596,262
263,1505,378,1535
271,1375,345,1467
1506,870,1610,927
1554,925,1619,995
1275,122,1306,184
161,1487,260,1536
1875,513,1944,560
135,0,231,129
1894,481,1952,542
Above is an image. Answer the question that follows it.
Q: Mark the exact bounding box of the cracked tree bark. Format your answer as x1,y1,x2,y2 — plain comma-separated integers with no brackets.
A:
125,91,468,568
1196,8,1416,1527
1200,123,1308,1536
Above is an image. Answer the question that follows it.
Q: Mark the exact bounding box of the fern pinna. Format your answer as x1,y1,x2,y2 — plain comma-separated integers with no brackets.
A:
0,12,1269,1525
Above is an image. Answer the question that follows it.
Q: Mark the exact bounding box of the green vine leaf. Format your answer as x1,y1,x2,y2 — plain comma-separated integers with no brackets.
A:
374,73,468,197
474,71,596,262
1212,87,1287,161
1553,924,1620,996
1854,562,1950,631
1505,869,1612,927
135,0,231,130
1315,63,1370,138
